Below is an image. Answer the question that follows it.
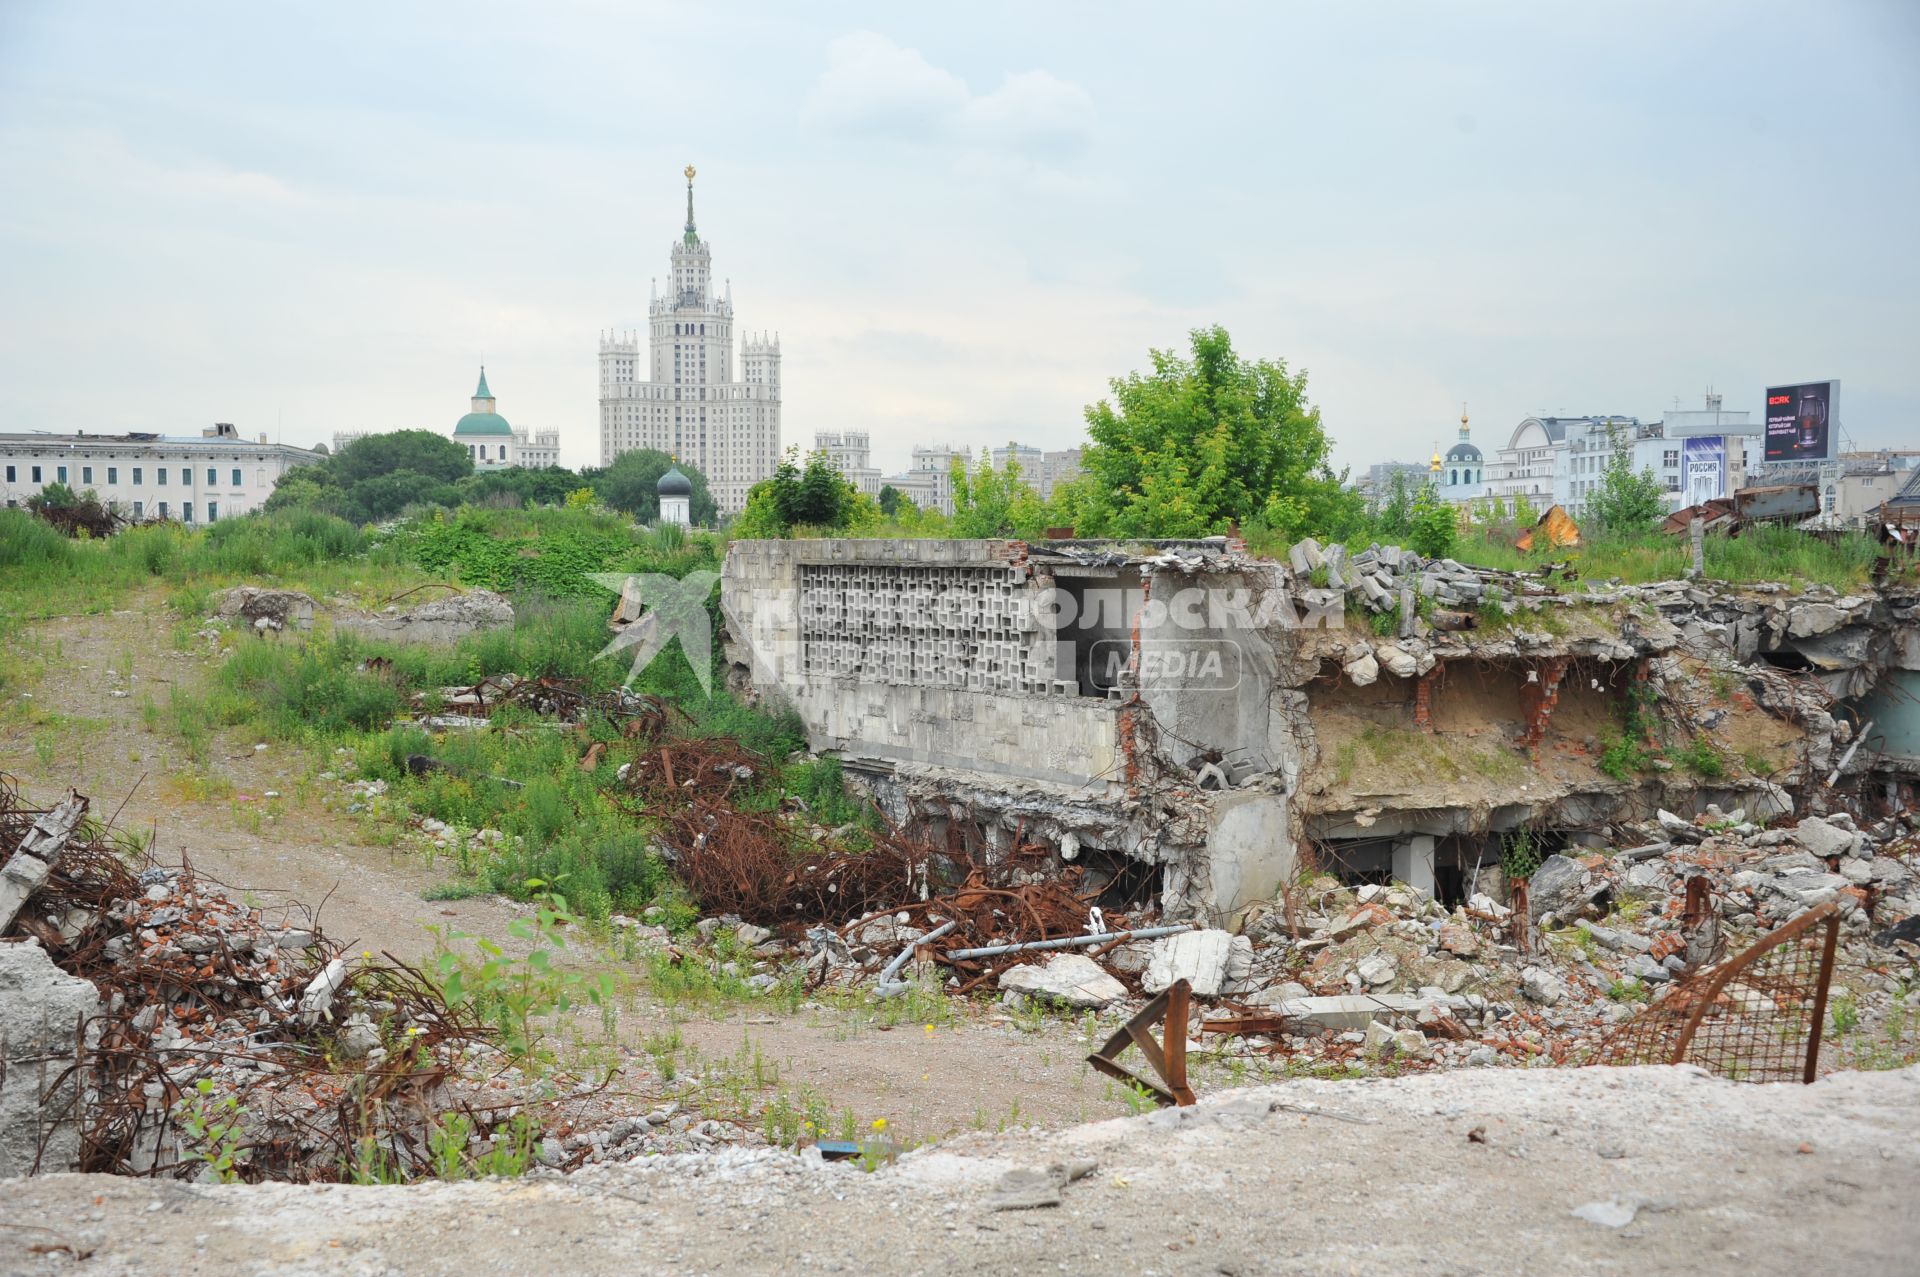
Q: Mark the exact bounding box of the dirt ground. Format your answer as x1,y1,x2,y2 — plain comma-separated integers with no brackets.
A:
4,1064,1915,1277
0,603,1137,1137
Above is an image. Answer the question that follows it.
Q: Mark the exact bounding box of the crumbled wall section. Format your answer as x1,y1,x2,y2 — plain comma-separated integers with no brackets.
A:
722,539,1126,788
0,940,101,1176
721,538,1303,921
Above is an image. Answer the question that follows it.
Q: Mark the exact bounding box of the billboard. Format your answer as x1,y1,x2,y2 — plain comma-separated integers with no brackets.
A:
1764,380,1839,463
1683,435,1728,505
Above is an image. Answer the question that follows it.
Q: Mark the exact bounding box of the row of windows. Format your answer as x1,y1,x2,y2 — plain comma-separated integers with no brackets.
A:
4,464,246,487
4,498,225,522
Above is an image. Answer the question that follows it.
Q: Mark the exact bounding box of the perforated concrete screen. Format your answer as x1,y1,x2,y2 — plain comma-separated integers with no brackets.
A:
798,563,1075,696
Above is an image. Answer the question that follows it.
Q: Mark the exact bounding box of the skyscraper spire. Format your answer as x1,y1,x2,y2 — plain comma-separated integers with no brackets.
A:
683,163,698,243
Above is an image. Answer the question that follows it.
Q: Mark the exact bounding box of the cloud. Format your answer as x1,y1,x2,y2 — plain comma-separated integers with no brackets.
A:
804,32,968,140
805,32,1094,159
960,70,1096,159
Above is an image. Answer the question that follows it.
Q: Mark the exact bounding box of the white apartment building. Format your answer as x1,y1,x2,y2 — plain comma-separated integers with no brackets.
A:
1482,396,1766,519
598,168,781,514
0,423,321,523
815,430,883,496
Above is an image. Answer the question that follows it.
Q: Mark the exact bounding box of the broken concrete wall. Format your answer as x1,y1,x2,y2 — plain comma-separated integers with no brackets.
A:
721,535,1916,920
334,590,514,645
722,538,1304,920
0,939,101,1176
722,539,1126,788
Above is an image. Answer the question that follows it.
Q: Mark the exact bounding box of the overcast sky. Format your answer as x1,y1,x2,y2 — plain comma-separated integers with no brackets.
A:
1,1,1915,475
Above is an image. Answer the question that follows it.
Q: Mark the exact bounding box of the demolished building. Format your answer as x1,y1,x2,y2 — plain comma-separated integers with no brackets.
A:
721,537,1920,923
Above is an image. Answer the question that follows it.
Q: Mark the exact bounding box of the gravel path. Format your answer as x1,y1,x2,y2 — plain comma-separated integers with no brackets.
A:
5,1064,1915,1277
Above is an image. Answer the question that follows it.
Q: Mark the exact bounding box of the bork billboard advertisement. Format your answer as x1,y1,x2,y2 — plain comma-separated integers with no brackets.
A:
1764,380,1839,463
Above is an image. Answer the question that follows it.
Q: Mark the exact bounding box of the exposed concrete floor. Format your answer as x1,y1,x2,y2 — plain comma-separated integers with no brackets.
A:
4,1064,1916,1276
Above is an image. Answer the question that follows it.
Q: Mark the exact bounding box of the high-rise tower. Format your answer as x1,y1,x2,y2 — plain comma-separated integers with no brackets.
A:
598,166,781,515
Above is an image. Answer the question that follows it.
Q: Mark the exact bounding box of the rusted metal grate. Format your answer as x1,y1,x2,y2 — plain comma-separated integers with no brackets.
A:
1596,902,1840,1083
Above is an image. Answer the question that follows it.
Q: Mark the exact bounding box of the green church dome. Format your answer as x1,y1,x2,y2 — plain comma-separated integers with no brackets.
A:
454,411,513,437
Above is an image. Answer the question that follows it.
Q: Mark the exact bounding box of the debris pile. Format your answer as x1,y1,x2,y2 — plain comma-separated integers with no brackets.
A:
652,783,1917,1084
0,777,709,1181
411,672,663,729
1289,537,1505,617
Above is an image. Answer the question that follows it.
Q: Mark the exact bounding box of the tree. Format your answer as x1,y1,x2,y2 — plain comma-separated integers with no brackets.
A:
1408,483,1457,559
950,448,1046,538
589,450,716,525
877,484,905,517
1373,470,1414,539
1587,427,1667,534
458,465,584,510
352,470,462,521
733,447,863,537
330,431,472,486
26,481,78,512
1075,326,1346,539
792,451,850,528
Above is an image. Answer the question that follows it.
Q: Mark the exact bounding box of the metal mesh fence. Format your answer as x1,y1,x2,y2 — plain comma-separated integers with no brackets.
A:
1596,902,1840,1083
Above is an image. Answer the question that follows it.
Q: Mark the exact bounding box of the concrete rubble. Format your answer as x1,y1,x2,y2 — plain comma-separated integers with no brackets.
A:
664,802,1917,1079
0,781,749,1183
0,938,101,1175
334,589,514,644
212,585,514,645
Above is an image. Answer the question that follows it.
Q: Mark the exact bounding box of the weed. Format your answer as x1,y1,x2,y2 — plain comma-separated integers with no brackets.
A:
1501,829,1543,881
1830,992,1861,1036
428,885,615,1064
1673,736,1726,779
178,1079,245,1183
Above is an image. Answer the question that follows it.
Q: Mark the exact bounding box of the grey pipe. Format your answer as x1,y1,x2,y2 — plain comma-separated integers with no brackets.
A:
1825,719,1874,788
944,922,1197,962
872,918,957,999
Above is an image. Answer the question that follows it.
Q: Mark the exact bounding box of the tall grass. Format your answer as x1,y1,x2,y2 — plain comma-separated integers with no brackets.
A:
0,509,418,619
1435,524,1877,591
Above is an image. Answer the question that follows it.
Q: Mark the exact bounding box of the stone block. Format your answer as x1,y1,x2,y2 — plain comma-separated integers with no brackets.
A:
0,941,102,1176
1143,928,1235,997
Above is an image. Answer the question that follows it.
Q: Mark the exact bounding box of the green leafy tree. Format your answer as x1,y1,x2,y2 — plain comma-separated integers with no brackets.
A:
1587,427,1668,534
1075,326,1344,539
950,448,1047,538
1408,482,1457,558
1373,471,1414,538
877,484,905,517
353,471,463,521
732,448,863,537
589,450,716,524
330,431,472,487
25,481,78,512
792,451,851,527
458,466,584,510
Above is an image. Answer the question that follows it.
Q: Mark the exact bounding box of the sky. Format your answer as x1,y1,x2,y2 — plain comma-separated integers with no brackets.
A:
1,1,1916,476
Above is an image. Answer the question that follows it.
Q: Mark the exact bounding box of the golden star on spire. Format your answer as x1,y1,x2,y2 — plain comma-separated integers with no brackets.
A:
684,164,696,181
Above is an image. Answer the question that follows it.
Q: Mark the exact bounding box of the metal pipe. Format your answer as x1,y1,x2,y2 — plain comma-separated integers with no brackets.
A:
871,919,956,999
944,922,1197,962
1824,719,1873,789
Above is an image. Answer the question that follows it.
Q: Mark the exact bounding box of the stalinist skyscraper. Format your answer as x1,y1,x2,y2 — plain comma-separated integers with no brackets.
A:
598,166,782,514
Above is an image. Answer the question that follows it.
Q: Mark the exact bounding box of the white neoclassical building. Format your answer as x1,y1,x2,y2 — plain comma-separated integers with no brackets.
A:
598,167,781,515
0,423,321,522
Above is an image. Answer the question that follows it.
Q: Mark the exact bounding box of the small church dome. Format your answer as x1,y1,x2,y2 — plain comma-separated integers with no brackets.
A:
657,465,693,498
